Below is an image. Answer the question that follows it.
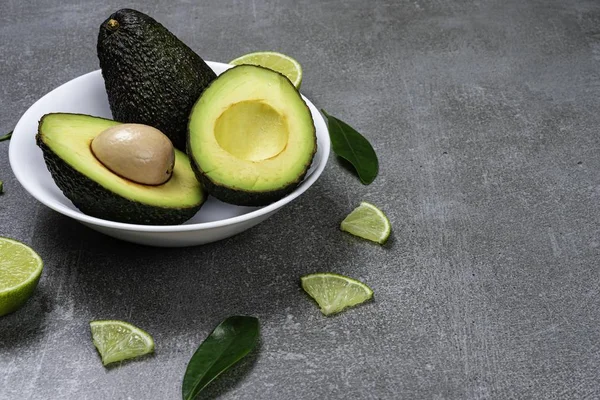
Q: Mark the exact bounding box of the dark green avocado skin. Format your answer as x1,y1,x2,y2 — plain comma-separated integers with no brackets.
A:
36,124,201,226
97,8,216,150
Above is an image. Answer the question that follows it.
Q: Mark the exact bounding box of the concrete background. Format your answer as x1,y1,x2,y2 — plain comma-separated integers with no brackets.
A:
1,0,600,398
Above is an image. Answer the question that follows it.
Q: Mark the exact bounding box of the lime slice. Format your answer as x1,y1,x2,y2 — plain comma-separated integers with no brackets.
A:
340,202,391,244
301,273,374,316
0,237,43,317
229,51,303,89
90,320,155,366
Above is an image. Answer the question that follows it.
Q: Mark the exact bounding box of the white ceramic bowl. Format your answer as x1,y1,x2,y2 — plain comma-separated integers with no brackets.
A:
9,61,330,247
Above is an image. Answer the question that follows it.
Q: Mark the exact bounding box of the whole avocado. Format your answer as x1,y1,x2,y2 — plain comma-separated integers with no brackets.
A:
97,9,216,150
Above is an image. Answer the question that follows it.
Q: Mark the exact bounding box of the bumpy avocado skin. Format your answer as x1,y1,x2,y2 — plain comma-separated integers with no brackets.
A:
36,114,202,225
97,8,216,150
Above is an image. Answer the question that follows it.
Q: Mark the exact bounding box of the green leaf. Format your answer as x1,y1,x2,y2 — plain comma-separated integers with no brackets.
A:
182,316,259,400
322,110,378,185
0,131,12,142
1,130,13,193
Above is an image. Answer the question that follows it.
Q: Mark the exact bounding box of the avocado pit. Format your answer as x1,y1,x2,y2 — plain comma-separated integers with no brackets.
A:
91,123,175,185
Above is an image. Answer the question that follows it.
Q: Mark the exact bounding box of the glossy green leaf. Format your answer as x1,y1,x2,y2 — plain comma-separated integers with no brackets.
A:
0,131,12,142
322,110,378,185
182,316,259,400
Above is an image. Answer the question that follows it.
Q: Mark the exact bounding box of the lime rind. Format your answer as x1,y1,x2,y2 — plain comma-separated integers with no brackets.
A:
90,320,155,366
229,51,303,88
0,237,43,316
301,273,374,316
340,202,391,244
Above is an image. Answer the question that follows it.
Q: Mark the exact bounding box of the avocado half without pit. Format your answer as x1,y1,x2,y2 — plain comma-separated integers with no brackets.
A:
188,65,317,207
36,113,206,225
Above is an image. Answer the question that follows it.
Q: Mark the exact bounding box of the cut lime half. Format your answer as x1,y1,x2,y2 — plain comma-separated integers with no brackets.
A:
90,320,155,366
0,237,43,317
301,273,374,316
229,51,303,89
340,202,391,244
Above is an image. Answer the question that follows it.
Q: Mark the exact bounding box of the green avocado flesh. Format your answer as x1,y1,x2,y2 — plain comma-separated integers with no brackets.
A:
188,65,317,206
36,113,206,225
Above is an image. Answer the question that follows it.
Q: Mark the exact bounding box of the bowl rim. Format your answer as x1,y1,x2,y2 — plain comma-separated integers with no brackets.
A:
9,62,330,233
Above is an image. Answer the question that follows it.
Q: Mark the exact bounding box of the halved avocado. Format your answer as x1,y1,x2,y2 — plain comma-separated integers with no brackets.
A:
188,65,317,206
36,113,205,225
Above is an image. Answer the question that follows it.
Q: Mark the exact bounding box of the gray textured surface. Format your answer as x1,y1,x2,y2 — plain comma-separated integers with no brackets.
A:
1,0,600,398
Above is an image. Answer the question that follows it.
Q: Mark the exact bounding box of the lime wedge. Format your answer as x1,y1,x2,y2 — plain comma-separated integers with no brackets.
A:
340,202,391,244
0,237,43,317
229,51,303,89
90,320,155,366
301,273,374,316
